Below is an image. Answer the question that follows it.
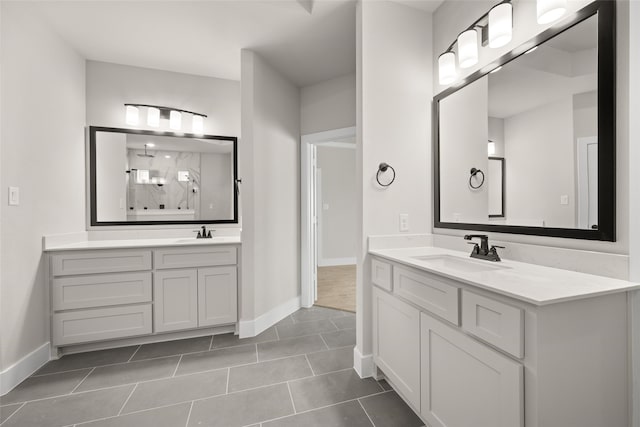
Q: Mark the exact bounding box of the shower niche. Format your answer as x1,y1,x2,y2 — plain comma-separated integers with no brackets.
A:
89,126,238,226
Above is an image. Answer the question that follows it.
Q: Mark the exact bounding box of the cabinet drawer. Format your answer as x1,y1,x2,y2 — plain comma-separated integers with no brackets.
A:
371,258,393,291
53,304,152,346
461,290,524,358
51,250,151,276
154,246,237,269
393,266,459,325
52,272,152,311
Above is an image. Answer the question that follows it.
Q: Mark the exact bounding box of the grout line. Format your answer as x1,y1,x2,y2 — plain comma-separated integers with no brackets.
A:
30,366,99,378
357,398,377,426
286,381,297,414
184,401,194,427
0,402,26,426
255,343,260,363
303,354,316,376
208,335,214,351
274,325,280,340
117,383,138,416
172,355,183,377
127,345,142,362
72,401,191,426
317,334,330,350
225,368,230,394
70,367,95,394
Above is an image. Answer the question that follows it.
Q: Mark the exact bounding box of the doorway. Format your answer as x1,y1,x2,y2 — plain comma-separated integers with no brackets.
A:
301,127,356,311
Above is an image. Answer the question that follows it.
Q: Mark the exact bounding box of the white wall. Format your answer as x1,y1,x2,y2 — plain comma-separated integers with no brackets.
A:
432,0,629,256
301,73,356,135
96,133,127,221
504,97,576,228
240,50,300,324
317,145,356,264
0,3,86,373
439,76,488,223
86,60,240,137
356,0,432,373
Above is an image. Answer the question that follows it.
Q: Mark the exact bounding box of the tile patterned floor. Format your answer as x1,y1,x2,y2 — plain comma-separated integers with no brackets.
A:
0,306,424,427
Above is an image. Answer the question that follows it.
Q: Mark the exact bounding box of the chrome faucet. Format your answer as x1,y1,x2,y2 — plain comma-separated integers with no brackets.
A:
464,234,503,262
196,225,213,239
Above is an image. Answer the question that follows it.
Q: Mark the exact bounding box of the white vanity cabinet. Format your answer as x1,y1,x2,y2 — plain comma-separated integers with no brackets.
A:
370,255,630,427
48,243,239,352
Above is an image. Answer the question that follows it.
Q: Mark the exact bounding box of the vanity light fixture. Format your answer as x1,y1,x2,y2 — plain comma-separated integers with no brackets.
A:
437,0,513,86
525,46,538,54
490,66,502,73
124,104,207,133
488,141,496,155
537,0,567,25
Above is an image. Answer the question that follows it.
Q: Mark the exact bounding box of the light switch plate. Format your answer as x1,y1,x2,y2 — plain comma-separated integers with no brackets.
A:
399,214,409,231
8,187,19,206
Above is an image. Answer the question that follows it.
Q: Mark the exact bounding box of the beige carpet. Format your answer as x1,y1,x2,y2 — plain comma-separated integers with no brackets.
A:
316,265,356,313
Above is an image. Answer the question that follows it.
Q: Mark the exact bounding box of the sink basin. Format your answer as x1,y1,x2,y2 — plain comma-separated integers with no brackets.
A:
411,254,510,273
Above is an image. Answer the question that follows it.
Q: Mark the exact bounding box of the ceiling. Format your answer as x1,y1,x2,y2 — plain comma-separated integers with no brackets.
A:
23,0,441,88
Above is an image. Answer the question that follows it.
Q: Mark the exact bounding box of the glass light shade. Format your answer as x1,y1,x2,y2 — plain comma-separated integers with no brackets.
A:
147,107,160,127
125,105,139,125
438,52,457,85
169,110,182,130
457,29,478,68
537,0,566,24
488,142,496,155
489,2,513,48
192,115,204,134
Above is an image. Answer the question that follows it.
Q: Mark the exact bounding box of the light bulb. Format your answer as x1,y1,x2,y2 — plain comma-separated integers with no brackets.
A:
169,110,182,130
537,0,566,24
458,29,479,69
489,2,513,48
147,107,160,127
438,52,457,85
125,105,139,125
488,142,496,155
192,115,204,135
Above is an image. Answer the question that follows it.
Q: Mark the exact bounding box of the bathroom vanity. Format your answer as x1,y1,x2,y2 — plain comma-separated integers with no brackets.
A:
44,237,240,355
370,246,638,427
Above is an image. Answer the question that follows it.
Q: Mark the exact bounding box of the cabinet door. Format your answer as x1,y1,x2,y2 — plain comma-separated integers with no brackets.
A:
154,269,198,333
198,266,237,327
372,287,420,409
420,313,523,427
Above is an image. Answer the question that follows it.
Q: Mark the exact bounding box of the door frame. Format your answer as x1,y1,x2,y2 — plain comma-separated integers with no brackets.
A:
301,126,356,308
577,136,598,229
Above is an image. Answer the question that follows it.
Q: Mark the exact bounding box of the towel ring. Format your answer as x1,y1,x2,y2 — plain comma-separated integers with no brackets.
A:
469,168,485,189
376,163,396,187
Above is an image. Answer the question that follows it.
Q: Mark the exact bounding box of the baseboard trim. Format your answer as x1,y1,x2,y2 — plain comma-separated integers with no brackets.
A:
318,257,356,267
238,296,301,338
0,342,50,396
353,346,374,378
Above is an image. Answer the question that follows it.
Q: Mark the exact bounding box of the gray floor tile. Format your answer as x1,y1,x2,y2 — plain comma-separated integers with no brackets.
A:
2,385,134,427
257,335,327,361
131,336,211,361
275,315,295,326
332,315,356,330
34,346,138,375
211,327,278,349
188,384,294,427
359,391,423,427
79,402,191,427
0,369,91,405
378,379,393,391
292,306,345,323
175,344,257,376
227,355,312,393
122,369,228,413
0,403,23,423
276,319,338,339
306,346,354,375
289,369,382,412
321,328,356,349
263,400,373,427
74,356,180,392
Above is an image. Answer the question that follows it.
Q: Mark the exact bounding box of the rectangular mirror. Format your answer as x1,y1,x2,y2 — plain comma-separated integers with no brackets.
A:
89,126,238,226
434,0,615,241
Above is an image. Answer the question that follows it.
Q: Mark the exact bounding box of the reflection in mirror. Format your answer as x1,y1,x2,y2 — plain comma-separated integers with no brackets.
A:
91,127,237,225
439,14,598,230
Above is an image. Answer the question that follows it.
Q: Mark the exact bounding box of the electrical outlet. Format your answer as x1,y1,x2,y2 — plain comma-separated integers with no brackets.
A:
8,187,19,206
560,195,569,205
399,214,409,231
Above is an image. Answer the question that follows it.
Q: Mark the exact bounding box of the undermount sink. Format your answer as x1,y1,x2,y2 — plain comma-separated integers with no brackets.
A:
411,254,511,273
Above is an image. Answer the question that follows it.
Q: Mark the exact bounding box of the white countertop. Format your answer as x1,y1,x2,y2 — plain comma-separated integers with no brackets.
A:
44,235,241,252
369,246,640,306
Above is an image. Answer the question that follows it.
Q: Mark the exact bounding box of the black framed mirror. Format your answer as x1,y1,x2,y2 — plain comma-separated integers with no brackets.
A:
89,126,238,226
433,0,615,241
